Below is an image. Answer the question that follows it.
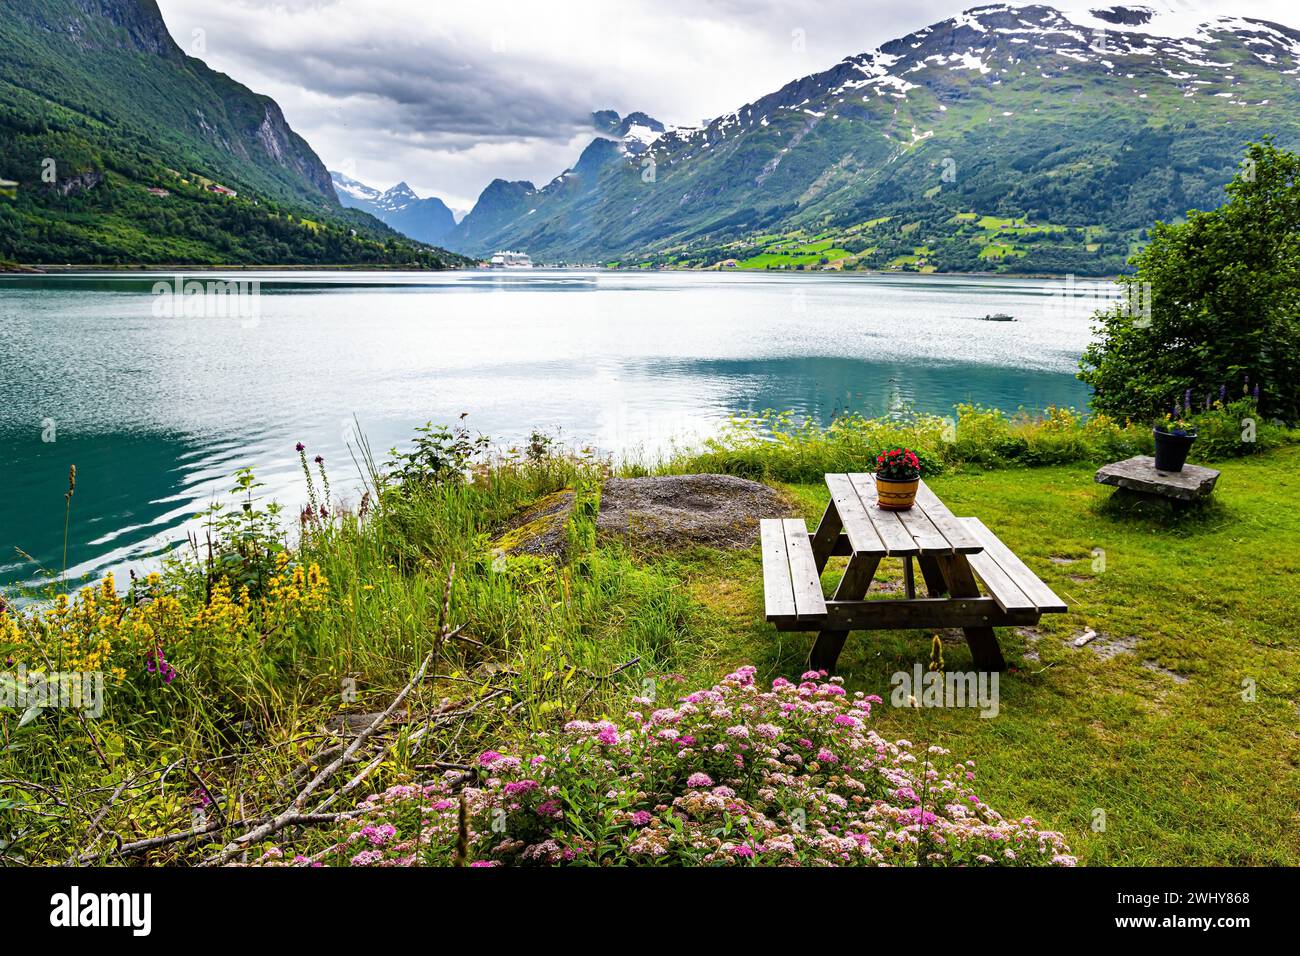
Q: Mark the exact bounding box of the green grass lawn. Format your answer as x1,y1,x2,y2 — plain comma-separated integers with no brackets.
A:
645,448,1300,865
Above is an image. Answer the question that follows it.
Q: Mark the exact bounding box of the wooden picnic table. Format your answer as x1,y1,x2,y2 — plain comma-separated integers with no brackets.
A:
761,473,1067,672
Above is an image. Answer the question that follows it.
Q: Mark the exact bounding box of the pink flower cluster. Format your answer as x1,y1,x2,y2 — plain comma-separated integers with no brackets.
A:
251,666,1076,867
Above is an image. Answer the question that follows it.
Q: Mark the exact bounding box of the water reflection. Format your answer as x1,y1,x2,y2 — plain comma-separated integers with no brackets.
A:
646,356,1088,421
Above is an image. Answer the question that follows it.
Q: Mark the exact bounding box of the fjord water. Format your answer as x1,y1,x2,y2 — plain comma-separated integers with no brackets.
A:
0,269,1095,591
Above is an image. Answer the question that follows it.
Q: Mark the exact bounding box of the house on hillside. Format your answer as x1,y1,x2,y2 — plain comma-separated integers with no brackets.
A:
147,187,170,197
207,183,237,198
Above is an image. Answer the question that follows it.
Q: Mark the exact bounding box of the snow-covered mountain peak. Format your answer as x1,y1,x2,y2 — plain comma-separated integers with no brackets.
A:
376,181,421,211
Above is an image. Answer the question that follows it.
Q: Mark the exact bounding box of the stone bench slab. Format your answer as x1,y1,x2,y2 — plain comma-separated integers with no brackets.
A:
1094,455,1220,501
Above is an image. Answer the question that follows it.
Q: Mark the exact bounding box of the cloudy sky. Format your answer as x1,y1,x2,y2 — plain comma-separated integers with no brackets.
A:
154,0,1297,213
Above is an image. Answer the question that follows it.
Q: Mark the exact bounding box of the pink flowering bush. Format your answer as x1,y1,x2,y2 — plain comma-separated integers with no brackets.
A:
256,666,1075,867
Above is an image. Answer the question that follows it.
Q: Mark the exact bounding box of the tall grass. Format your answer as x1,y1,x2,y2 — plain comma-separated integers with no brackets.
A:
0,441,699,863
655,399,1294,483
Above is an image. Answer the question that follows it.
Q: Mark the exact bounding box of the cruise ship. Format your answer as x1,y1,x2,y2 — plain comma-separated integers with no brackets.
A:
488,250,533,269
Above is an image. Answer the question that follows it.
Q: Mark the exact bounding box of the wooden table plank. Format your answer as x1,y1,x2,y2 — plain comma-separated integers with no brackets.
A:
847,473,918,556
760,519,796,620
783,518,827,620
882,480,955,553
962,517,1067,613
824,474,887,556
914,480,983,553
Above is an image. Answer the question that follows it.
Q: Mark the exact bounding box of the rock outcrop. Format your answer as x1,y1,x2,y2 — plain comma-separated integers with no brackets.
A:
597,475,792,550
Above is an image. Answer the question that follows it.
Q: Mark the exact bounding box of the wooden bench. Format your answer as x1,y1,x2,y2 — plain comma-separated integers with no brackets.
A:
761,518,827,625
960,517,1067,615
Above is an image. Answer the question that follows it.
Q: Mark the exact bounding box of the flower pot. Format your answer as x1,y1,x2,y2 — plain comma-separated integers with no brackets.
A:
875,475,919,510
1153,428,1197,473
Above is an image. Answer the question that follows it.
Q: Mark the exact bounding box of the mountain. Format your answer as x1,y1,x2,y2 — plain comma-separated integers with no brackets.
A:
331,171,457,246
450,4,1300,274
446,110,668,259
451,179,540,255
0,0,467,267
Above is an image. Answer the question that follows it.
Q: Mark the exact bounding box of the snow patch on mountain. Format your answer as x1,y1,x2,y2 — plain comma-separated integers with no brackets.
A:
329,171,431,210
330,170,381,203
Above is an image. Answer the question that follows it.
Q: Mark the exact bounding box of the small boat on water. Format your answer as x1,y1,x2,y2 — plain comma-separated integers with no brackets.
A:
978,312,1016,322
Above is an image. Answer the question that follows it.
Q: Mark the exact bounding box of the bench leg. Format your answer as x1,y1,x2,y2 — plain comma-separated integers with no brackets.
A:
936,555,1006,672
808,555,880,673
810,501,843,574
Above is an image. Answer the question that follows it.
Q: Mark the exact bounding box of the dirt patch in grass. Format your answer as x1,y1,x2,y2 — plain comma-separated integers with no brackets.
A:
1069,629,1138,660
1141,660,1190,684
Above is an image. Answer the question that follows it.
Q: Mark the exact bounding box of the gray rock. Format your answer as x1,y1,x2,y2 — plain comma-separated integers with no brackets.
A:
597,474,792,550
1095,456,1220,501
492,490,576,560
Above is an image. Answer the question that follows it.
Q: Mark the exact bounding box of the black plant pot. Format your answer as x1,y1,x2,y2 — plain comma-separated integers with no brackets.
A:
1153,429,1197,472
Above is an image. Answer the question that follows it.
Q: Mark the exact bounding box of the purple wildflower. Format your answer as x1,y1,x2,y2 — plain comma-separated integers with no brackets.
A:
596,725,619,746
146,646,176,684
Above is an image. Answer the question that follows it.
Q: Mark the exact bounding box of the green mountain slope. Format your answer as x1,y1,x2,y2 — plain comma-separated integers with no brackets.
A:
0,0,468,267
450,4,1300,275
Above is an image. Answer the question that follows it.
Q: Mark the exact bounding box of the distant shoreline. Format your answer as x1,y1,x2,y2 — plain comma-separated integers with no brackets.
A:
3,262,1121,281
2,263,465,274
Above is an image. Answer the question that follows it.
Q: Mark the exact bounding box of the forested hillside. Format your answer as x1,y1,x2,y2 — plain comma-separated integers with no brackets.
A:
0,0,466,267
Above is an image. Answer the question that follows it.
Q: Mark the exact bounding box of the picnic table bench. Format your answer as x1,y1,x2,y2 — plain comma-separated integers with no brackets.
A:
761,473,1067,672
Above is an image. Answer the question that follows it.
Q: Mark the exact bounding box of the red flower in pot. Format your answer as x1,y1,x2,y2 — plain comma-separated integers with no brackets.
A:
875,448,921,510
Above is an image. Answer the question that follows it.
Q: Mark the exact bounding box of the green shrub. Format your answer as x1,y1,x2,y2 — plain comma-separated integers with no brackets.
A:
1190,398,1289,458
1080,140,1300,424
